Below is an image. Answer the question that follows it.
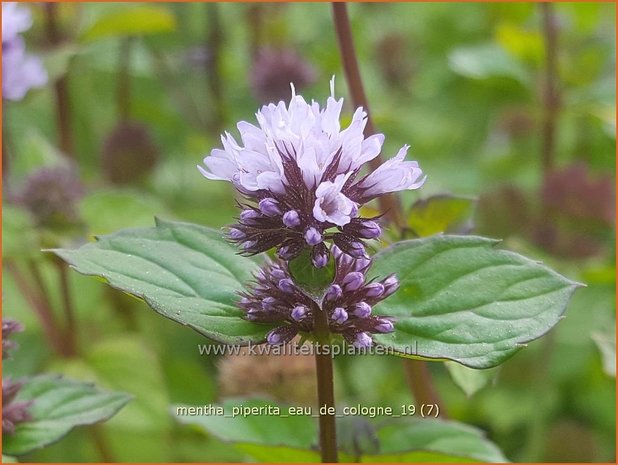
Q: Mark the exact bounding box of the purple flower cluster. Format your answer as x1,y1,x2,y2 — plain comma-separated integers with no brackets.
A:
238,246,398,348
2,319,31,434
2,3,47,101
199,79,425,265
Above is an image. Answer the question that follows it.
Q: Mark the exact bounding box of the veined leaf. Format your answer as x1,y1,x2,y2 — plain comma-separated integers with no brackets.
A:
371,235,581,368
3,375,130,456
52,219,270,345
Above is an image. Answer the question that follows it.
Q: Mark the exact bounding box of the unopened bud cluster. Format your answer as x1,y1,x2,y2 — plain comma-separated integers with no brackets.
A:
238,246,398,348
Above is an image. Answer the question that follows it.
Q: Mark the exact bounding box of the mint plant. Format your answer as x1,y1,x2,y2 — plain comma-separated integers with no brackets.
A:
53,79,580,461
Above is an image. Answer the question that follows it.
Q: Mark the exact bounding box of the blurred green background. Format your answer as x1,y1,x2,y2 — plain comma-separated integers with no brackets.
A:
2,2,615,462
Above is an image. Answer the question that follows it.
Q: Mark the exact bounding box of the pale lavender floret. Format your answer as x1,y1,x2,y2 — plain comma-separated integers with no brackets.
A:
2,36,47,102
2,3,32,43
259,198,282,217
332,307,348,324
198,79,425,228
291,305,307,321
278,278,295,293
325,284,343,301
356,145,426,200
364,283,384,298
353,332,373,349
375,319,394,333
282,210,301,228
313,174,357,226
352,301,371,318
304,227,322,246
342,272,364,292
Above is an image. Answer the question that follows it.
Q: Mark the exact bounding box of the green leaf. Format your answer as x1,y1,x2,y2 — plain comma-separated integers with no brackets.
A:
408,195,477,237
448,44,529,84
288,248,335,296
3,375,131,456
592,326,616,377
362,419,508,463
175,399,322,463
51,219,269,345
371,235,581,368
81,6,176,42
445,361,497,397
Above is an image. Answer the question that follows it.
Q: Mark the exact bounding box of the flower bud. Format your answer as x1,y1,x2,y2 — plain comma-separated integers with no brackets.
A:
332,307,348,324
283,210,301,228
304,227,322,246
291,305,308,321
229,228,245,240
352,301,371,318
271,267,287,280
353,332,373,349
240,209,260,221
342,272,364,292
262,296,277,310
382,275,399,297
375,319,394,333
241,240,257,251
259,198,282,217
357,220,381,239
278,278,295,293
364,283,384,298
311,243,330,268
325,284,343,301
348,241,368,259
266,325,298,345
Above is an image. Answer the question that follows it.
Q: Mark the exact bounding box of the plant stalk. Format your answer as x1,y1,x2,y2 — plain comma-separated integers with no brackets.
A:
6,260,66,356
55,257,78,356
44,3,74,158
332,1,444,413
540,2,559,176
313,304,338,463
205,3,226,134
332,2,403,228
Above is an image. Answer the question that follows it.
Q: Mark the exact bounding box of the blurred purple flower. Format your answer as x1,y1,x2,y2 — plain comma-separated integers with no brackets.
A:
17,165,84,227
2,3,47,101
250,47,317,104
2,319,23,360
238,245,397,349
198,79,425,262
2,379,31,434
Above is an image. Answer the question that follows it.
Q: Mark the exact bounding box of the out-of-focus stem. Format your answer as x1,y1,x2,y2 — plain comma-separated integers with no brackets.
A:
313,303,338,463
44,3,74,158
332,2,444,413
55,258,77,356
403,359,447,418
205,3,225,134
540,3,559,175
332,2,403,228
7,260,65,356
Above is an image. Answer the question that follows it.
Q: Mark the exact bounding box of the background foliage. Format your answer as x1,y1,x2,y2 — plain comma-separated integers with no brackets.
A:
3,2,615,462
